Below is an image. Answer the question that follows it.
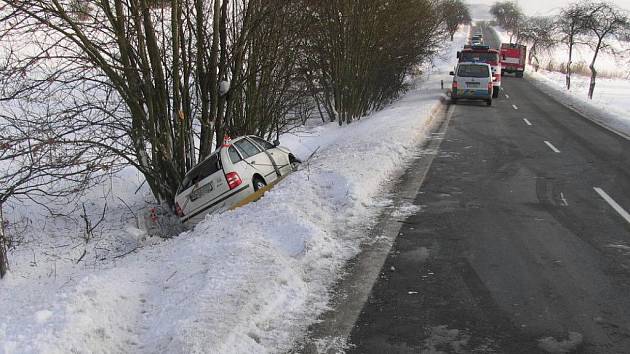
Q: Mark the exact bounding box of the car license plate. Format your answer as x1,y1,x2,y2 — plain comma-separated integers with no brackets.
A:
466,82,480,87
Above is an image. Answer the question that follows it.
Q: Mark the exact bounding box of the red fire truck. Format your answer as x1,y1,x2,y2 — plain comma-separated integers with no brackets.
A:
500,43,527,78
457,45,501,98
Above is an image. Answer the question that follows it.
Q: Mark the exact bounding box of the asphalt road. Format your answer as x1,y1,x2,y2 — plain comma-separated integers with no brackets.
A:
343,26,630,353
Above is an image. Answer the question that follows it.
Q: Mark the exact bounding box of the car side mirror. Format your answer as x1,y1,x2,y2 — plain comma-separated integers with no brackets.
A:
449,71,455,76
273,139,280,147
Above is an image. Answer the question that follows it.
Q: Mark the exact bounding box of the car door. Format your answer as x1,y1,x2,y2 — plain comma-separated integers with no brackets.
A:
249,136,291,175
233,138,277,182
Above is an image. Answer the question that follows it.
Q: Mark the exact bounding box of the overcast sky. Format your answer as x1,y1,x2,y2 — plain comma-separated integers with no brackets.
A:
469,0,630,17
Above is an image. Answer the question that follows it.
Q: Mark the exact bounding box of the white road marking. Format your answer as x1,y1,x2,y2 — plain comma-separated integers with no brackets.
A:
544,141,561,153
594,187,630,225
505,94,510,99
523,118,532,126
560,192,568,206
512,104,518,110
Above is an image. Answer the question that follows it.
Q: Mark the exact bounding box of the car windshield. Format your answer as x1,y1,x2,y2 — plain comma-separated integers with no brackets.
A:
457,64,490,78
460,52,498,63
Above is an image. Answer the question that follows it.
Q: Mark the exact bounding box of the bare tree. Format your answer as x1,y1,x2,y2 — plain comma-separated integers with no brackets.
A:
518,16,557,68
490,1,523,43
582,1,628,99
0,205,7,278
303,0,446,126
558,2,591,90
440,0,471,41
0,0,312,207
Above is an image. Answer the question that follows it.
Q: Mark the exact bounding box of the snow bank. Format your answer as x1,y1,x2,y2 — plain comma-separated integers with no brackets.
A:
0,27,467,354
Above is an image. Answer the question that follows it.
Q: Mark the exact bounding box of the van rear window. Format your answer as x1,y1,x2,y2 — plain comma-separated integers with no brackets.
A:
179,153,221,192
457,65,490,78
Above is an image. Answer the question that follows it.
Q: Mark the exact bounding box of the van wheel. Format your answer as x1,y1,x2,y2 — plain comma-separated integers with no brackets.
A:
451,98,457,104
487,99,492,106
253,177,266,192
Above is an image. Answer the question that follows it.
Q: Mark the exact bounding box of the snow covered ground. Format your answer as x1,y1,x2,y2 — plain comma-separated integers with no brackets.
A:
0,28,468,354
493,27,630,138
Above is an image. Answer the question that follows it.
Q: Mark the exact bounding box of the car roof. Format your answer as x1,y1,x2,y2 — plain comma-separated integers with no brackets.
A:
457,62,491,67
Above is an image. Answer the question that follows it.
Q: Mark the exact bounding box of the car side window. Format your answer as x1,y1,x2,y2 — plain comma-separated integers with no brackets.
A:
250,136,275,150
228,146,242,163
234,139,261,159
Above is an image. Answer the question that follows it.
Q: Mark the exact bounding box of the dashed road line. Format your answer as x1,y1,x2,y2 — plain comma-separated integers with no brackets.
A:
594,187,630,225
505,94,510,99
560,192,568,206
512,104,518,110
523,118,532,126
544,141,561,153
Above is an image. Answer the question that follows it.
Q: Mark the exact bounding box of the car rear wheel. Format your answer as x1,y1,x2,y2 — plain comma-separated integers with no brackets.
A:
451,98,457,104
253,177,266,192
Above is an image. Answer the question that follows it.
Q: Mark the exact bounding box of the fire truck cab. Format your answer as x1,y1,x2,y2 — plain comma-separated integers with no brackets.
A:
500,43,527,78
457,45,501,98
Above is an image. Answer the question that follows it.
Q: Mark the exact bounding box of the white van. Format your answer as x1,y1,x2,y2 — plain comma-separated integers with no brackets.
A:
450,62,494,106
174,136,299,225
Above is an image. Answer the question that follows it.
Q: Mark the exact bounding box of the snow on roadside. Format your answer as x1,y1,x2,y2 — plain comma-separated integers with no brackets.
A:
0,27,468,354
493,26,630,138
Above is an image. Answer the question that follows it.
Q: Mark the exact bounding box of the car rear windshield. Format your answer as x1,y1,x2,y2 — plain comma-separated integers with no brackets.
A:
457,64,490,78
460,52,498,63
178,153,221,193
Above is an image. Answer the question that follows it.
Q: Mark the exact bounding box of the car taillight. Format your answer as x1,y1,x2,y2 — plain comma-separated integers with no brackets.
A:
488,82,493,93
452,81,458,89
225,172,242,190
175,202,184,217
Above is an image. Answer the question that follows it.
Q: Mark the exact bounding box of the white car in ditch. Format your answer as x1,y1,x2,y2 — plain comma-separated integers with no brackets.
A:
174,135,299,225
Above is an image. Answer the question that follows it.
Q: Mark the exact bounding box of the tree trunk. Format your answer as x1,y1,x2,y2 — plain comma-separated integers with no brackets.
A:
588,40,602,100
588,64,597,99
566,38,573,90
0,205,8,279
527,44,535,65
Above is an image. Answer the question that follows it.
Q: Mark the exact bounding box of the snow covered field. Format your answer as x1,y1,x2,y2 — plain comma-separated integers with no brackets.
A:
0,27,468,354
493,27,630,138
